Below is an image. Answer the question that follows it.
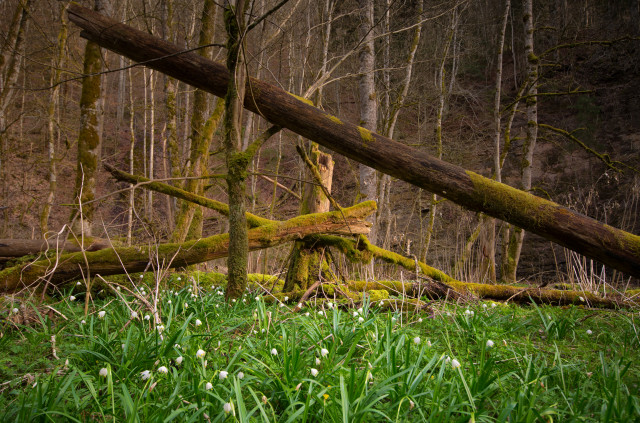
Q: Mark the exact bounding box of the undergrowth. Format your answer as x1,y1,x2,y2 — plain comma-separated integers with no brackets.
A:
0,273,639,422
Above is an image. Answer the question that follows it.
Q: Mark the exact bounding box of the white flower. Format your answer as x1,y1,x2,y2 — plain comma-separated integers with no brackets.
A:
232,299,236,303
418,318,423,323
357,307,363,314
76,281,82,286
10,307,18,314
353,311,359,317
284,296,289,301
223,402,232,413
413,337,421,345
482,304,487,309
491,303,497,308
327,302,334,309
237,372,244,379
579,296,585,302
65,358,69,367
184,303,188,309
196,349,206,359
310,368,319,377
320,348,329,357
140,370,151,380
144,314,150,320
305,312,310,317
157,325,165,332
586,329,593,335
130,311,138,319
392,316,397,322
176,356,183,365
318,310,324,316
98,311,106,319
451,359,461,369
205,382,213,390
270,348,278,356
279,303,284,308
167,300,172,304
122,343,126,349
158,366,168,374
140,274,144,279
427,340,432,347
99,367,108,377
315,357,321,365
219,370,228,380
80,319,86,325
464,309,474,317
195,319,202,326
69,296,76,302
177,276,181,281
486,340,495,348
297,303,302,308
358,317,364,323
256,296,261,301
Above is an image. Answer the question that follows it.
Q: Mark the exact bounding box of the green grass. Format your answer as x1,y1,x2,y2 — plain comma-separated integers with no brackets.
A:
1,274,639,422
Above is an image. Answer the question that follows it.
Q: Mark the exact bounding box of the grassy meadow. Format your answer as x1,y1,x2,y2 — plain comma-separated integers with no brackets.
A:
0,272,639,422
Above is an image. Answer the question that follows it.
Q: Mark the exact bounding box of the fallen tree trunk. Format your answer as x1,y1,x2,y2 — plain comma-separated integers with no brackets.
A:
67,5,640,278
0,202,374,292
104,164,275,228
0,238,110,257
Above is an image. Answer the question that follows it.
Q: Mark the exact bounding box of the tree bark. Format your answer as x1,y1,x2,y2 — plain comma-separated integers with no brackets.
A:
0,202,374,293
66,5,640,279
0,238,111,257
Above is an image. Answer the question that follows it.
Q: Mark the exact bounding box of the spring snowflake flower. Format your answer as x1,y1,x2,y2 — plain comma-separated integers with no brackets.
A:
451,359,461,369
76,281,82,286
157,325,165,332
305,312,310,317
143,314,150,320
486,339,495,348
219,370,228,380
195,319,202,326
318,310,324,316
491,302,497,308
205,382,213,390
284,296,289,301
176,356,183,365
158,366,168,374
80,319,86,325
99,368,108,377
358,317,364,323
315,357,321,365
418,317,423,323
130,311,137,319
327,302,334,309
184,303,188,309
69,295,76,301
140,370,151,380
98,311,106,319
177,276,181,281
357,307,363,314
237,372,244,379
353,311,359,317
579,296,585,302
271,348,278,356
223,402,232,413
167,300,171,304
464,309,474,317
413,337,421,345
320,348,329,357
427,340,432,347
586,329,593,335
196,349,206,359
310,368,319,377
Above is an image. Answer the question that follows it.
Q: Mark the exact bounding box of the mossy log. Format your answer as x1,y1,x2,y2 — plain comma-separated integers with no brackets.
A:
0,202,375,293
105,164,274,228
68,4,640,278
0,237,111,257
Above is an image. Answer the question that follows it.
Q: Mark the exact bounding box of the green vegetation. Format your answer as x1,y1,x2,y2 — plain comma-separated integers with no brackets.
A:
0,272,639,422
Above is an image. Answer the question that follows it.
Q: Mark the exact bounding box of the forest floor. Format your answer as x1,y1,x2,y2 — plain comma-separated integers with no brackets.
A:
0,271,639,422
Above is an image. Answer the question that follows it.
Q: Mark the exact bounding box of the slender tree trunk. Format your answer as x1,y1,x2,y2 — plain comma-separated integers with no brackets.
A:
357,0,378,245
504,0,538,283
127,65,136,245
171,0,218,243
41,2,69,236
224,0,250,300
71,0,106,238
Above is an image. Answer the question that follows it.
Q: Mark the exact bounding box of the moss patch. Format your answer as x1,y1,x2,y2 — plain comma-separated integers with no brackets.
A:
357,126,374,143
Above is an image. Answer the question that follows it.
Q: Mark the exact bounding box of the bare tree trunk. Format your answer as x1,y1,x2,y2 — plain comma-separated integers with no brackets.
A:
41,2,69,236
127,65,136,246
480,0,511,283
171,0,218,243
503,0,538,283
357,0,378,245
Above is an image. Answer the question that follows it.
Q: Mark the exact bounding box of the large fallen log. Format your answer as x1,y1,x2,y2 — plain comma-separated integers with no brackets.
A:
0,238,110,257
67,5,640,278
0,202,374,292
